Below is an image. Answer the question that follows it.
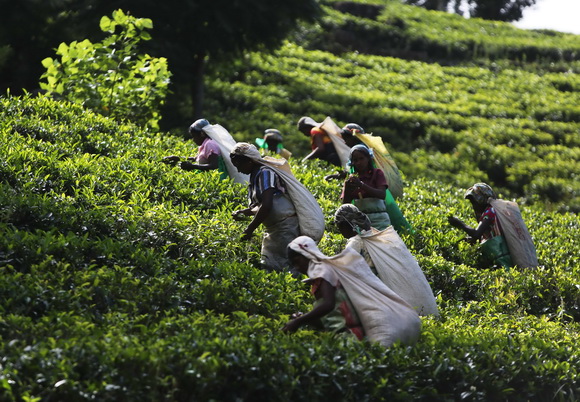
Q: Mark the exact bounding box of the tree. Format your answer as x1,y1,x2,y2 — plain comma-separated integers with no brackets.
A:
95,0,321,119
465,0,537,21
0,0,83,94
40,10,171,130
403,0,537,22
1,0,321,124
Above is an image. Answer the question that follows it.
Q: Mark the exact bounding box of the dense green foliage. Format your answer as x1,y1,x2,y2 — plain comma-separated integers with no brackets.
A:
2,2,580,400
40,10,171,130
205,43,580,211
1,94,579,400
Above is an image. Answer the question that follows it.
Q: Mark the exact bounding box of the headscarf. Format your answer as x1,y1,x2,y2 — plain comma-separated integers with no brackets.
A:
297,116,320,131
288,236,327,262
346,144,374,170
231,142,262,161
264,129,283,143
342,123,365,134
334,204,372,233
464,183,496,205
189,118,210,133
256,129,283,151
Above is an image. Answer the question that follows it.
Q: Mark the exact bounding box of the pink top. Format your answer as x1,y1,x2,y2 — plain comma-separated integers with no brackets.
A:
197,137,221,164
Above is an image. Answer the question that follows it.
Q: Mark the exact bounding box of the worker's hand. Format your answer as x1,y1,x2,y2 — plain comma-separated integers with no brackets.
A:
240,228,253,241
162,155,180,164
179,161,196,171
447,215,463,228
345,175,362,190
232,209,250,221
282,318,301,333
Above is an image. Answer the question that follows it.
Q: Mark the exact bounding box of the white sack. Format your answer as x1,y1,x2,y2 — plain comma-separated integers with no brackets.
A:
319,116,351,169
259,156,325,243
312,248,422,347
203,124,249,184
490,199,538,268
347,227,439,316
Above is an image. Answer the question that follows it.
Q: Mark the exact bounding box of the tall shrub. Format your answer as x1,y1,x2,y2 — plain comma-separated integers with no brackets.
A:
39,9,171,130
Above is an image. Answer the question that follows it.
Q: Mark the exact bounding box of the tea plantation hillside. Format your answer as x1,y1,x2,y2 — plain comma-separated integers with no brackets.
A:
205,43,580,212
202,0,580,212
1,95,580,400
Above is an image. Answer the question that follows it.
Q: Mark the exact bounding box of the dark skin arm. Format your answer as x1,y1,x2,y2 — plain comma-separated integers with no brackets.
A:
282,279,336,333
302,133,328,162
324,170,348,181
237,187,275,241
180,153,219,171
162,155,183,164
448,215,493,242
342,176,387,204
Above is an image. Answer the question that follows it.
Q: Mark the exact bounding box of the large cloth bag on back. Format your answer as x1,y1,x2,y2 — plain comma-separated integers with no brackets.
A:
309,247,422,347
259,156,325,243
203,124,249,184
347,227,439,317
319,117,351,168
354,133,404,200
489,199,538,268
318,116,404,199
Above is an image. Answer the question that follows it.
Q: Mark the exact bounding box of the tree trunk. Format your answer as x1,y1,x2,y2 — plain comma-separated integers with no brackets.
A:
191,52,207,119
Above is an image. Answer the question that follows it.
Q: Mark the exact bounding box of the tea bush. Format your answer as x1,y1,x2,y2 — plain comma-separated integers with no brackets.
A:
206,40,580,210
1,94,579,400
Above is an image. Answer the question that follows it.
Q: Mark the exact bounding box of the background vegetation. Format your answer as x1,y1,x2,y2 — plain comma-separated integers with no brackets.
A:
1,0,579,400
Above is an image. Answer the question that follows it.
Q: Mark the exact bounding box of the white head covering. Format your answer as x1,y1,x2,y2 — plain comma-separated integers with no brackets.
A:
201,124,249,184
231,142,263,161
288,236,327,261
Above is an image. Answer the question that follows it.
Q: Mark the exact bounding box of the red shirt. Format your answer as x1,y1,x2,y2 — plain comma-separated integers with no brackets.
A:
480,206,502,242
341,168,388,200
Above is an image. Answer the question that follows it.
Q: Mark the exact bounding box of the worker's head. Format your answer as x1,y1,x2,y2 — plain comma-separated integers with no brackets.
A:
347,144,374,173
287,246,310,274
341,123,365,147
230,142,261,174
334,204,372,238
188,118,210,145
464,183,496,206
263,128,283,151
297,116,318,136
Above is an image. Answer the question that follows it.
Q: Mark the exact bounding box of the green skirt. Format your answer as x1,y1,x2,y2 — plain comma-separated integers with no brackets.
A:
480,235,513,269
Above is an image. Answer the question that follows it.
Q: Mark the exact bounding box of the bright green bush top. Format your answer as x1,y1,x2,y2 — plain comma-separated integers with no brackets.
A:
1,95,579,400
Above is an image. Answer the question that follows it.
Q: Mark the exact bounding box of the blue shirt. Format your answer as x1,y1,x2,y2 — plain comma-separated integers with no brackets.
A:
248,166,286,206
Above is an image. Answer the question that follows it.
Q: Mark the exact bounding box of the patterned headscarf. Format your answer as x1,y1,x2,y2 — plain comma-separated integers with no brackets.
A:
231,142,263,162
342,123,365,134
189,118,210,133
334,204,372,233
464,183,496,205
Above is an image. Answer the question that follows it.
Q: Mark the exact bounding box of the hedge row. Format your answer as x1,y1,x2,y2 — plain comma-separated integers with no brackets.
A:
1,96,579,400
